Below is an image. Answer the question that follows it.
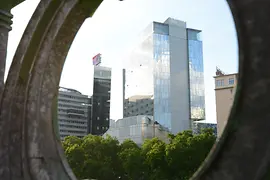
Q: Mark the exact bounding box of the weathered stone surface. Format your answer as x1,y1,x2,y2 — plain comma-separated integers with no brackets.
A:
191,1,270,179
0,0,102,179
0,9,13,95
1,0,270,179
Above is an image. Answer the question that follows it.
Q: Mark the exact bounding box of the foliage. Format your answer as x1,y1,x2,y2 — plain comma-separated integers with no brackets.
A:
62,128,216,180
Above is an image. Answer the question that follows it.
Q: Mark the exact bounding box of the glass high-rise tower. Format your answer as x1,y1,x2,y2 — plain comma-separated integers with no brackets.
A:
124,18,205,134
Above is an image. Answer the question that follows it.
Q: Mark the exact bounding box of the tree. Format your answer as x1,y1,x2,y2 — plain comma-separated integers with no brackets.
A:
62,128,216,180
165,129,216,180
80,134,122,180
141,138,169,180
118,139,144,180
62,135,82,150
62,136,84,178
62,134,122,180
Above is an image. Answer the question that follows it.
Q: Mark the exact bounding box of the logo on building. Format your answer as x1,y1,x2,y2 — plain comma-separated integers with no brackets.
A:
92,53,102,66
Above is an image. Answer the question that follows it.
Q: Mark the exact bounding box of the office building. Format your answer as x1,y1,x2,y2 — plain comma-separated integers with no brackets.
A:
123,95,154,117
192,121,217,137
104,116,170,145
214,68,238,136
57,87,91,140
90,66,112,135
124,17,206,134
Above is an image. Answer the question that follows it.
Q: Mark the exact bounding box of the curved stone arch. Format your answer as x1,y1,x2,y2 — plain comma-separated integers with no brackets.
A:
0,0,102,179
1,0,270,179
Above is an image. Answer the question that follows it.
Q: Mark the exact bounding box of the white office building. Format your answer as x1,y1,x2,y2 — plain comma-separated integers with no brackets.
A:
57,87,91,140
104,115,169,145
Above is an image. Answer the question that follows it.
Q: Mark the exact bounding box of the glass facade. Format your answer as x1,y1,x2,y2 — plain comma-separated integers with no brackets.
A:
192,121,217,137
124,19,206,134
124,35,154,99
153,23,171,130
91,66,111,135
187,29,206,120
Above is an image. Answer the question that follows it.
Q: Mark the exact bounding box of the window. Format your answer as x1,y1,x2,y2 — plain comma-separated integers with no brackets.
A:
221,79,224,86
97,117,100,120
229,78,234,85
97,126,99,130
216,79,224,87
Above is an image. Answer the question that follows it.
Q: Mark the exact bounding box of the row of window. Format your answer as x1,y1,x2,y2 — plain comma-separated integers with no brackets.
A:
58,115,88,121
125,109,153,114
58,113,87,118
96,117,109,121
58,104,87,109
124,112,153,117
216,78,235,87
59,124,87,129
63,115,86,120
125,102,153,109
59,130,86,134
96,126,108,130
59,94,89,101
58,119,87,124
124,105,153,110
58,99,89,104
127,101,153,105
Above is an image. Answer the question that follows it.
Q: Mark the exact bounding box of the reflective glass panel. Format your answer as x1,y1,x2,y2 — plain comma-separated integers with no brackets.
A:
187,29,206,120
153,32,171,130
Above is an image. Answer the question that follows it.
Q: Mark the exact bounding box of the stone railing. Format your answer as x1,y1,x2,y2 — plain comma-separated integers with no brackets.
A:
0,0,269,179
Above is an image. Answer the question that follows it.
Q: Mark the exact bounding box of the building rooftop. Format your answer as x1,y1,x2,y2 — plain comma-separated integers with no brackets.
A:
163,17,186,28
127,95,153,101
214,67,238,78
193,120,217,124
59,86,82,94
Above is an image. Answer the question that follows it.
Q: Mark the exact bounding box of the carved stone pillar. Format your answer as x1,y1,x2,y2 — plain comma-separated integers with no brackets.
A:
0,1,24,94
0,10,12,93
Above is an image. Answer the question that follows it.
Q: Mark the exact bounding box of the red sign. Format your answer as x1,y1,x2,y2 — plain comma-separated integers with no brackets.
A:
92,53,101,66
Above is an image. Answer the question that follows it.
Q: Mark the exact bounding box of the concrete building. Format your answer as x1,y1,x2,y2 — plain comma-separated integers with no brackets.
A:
57,87,91,140
124,17,206,134
123,95,154,117
104,116,170,145
90,66,112,135
192,121,217,137
214,68,238,136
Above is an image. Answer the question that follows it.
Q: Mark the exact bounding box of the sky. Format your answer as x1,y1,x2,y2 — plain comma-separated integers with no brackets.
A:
7,0,238,122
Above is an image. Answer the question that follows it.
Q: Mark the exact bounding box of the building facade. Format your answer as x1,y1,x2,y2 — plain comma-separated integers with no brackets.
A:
90,66,112,135
124,18,205,134
192,121,217,137
214,68,238,136
104,116,169,145
123,95,154,117
57,87,91,140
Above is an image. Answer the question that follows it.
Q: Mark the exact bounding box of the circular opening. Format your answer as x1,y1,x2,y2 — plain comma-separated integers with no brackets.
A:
2,0,245,179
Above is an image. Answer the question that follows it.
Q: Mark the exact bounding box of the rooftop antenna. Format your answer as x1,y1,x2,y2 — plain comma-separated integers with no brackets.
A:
216,66,225,76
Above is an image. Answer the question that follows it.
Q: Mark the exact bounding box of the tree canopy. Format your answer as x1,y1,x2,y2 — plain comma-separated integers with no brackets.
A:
62,128,216,180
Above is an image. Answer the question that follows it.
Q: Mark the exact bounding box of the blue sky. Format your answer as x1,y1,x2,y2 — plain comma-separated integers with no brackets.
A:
7,0,238,122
